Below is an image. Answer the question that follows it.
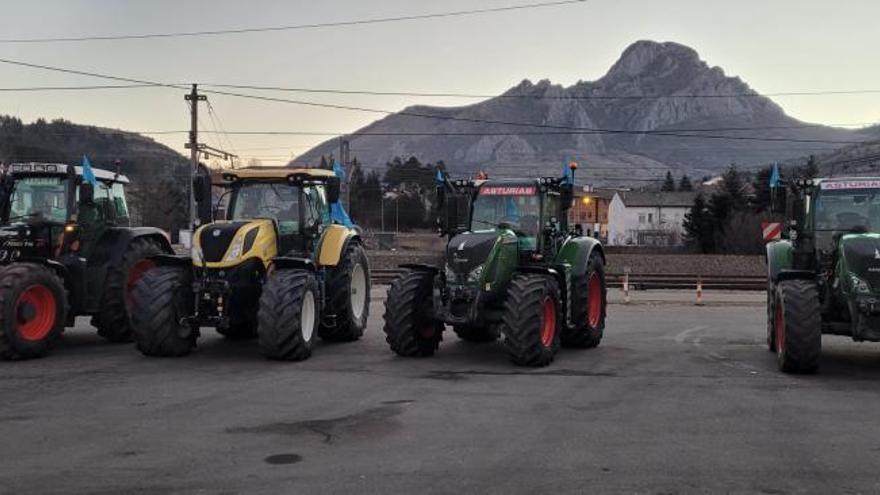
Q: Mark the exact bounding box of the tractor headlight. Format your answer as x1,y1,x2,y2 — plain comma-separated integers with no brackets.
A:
850,274,871,294
466,265,484,283
192,243,204,264
223,236,244,262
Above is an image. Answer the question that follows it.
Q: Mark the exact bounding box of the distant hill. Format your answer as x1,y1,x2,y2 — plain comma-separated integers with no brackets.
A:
296,40,867,185
0,116,189,233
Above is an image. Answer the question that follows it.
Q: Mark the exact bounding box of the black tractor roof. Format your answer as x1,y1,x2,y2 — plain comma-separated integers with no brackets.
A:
5,162,129,184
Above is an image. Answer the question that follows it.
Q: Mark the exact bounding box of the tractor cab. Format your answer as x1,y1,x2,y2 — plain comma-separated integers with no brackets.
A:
0,162,130,263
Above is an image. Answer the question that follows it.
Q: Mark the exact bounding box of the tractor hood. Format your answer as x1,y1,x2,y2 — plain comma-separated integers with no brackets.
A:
446,232,500,276
841,234,880,292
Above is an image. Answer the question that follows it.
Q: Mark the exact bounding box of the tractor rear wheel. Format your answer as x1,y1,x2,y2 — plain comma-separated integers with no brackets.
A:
562,253,606,348
383,270,442,357
257,269,319,361
0,263,67,360
453,325,497,343
774,279,822,373
131,266,197,357
318,243,370,342
499,274,561,367
766,282,776,352
94,237,165,343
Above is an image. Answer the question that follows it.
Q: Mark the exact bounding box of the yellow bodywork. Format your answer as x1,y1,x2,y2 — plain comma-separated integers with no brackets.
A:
317,225,354,267
192,219,278,270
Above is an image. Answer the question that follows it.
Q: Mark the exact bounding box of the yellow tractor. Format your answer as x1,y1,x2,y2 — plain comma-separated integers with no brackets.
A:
130,167,370,361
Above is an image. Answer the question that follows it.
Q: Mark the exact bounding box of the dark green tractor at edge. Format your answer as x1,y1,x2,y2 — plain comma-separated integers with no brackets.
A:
767,177,880,373
0,162,172,359
383,164,607,366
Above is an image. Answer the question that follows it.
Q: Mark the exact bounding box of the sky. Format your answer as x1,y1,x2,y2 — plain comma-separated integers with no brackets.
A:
0,0,878,166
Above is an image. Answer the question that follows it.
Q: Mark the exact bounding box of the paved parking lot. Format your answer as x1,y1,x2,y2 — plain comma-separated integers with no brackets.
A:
2,288,880,494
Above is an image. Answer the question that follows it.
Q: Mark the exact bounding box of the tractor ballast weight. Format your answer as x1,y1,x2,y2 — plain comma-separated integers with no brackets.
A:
766,177,880,373
383,164,607,367
0,162,173,359
130,166,370,361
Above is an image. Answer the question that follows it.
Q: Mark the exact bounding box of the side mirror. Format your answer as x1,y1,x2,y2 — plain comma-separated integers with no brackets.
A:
326,178,341,203
79,182,94,204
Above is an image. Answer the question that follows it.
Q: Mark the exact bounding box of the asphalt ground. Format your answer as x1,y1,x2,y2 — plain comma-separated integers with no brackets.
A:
2,289,880,494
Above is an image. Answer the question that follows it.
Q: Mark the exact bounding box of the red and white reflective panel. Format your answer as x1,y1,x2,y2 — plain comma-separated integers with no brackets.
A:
479,186,536,196
762,221,782,242
820,180,880,190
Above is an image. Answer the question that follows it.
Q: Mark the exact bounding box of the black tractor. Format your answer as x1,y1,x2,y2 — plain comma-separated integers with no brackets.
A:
0,162,173,359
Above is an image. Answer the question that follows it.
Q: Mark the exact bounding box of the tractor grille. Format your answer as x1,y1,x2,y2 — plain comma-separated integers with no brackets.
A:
200,222,249,262
446,233,498,276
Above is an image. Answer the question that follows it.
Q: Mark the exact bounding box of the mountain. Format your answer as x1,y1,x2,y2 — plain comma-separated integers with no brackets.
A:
295,40,867,184
0,116,190,233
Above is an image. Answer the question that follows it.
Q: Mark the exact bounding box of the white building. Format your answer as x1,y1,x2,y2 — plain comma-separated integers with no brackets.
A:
607,191,696,246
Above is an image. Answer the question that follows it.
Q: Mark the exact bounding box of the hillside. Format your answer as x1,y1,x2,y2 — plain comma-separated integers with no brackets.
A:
0,116,190,232
296,40,866,184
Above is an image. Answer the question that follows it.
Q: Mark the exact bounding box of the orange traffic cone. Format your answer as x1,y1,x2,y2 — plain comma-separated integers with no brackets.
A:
696,276,704,306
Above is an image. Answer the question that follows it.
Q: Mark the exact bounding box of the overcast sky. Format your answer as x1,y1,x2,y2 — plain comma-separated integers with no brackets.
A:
0,0,878,165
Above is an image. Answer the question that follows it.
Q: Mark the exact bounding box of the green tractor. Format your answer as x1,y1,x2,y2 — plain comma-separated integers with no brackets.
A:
383,165,607,366
767,177,880,373
0,162,172,359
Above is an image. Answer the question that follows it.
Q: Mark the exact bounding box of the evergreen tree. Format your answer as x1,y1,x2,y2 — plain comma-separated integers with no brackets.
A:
678,174,693,191
683,194,714,253
662,171,676,191
802,155,819,179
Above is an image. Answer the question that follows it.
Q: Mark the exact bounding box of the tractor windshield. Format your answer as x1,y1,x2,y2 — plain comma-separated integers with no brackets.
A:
4,176,68,224
471,185,540,237
231,182,301,235
814,186,880,232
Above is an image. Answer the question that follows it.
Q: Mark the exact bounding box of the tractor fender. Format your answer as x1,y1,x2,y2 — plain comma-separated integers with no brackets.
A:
555,235,605,278
766,240,794,284
272,257,317,272
316,225,360,267
90,227,174,270
399,263,439,274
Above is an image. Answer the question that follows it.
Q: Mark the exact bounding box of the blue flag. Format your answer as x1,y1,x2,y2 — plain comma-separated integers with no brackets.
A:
81,155,97,187
563,161,574,185
769,162,780,189
329,159,354,228
436,169,444,185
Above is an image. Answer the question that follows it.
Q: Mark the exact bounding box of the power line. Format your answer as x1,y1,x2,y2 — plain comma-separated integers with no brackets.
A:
0,0,586,43
203,83,880,101
0,56,870,145
0,84,160,91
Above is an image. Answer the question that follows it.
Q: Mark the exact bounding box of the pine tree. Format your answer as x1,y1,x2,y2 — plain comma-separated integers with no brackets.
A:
662,171,676,191
678,175,693,191
683,194,713,253
802,155,819,179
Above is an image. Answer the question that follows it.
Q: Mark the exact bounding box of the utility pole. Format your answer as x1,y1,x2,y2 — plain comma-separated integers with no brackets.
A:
184,84,237,245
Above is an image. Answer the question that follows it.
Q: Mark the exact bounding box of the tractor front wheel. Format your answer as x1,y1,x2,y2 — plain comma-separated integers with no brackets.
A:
0,263,67,360
383,270,442,357
562,253,607,348
131,266,197,357
94,237,165,343
774,279,822,373
319,243,370,342
499,274,561,367
257,270,319,361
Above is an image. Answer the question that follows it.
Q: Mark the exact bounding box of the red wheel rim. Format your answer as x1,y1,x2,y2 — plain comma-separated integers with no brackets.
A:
16,285,57,341
587,271,602,329
420,324,436,339
775,300,785,353
126,260,156,306
541,297,556,348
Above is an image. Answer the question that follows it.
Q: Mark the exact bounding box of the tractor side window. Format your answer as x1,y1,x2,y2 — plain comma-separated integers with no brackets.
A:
305,185,330,226
110,183,130,222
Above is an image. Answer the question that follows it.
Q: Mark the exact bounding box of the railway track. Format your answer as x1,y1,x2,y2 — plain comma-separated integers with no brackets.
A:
370,268,765,290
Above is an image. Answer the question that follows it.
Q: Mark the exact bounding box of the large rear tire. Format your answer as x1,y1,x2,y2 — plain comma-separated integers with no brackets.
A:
318,243,370,342
499,274,561,367
383,270,442,357
257,270,319,361
774,279,821,374
562,253,606,348
0,263,67,360
766,282,777,352
93,237,165,343
131,266,197,357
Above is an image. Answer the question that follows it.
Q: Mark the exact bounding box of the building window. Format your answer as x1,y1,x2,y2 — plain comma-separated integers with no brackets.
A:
648,213,653,224
638,213,646,224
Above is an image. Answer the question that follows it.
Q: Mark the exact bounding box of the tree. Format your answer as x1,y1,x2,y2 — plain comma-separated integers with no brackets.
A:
678,175,693,192
801,155,819,179
683,194,714,253
661,171,676,192
720,164,747,204
750,165,774,213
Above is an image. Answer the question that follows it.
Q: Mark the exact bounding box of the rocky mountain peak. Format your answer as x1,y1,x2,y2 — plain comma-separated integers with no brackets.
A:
604,40,705,80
